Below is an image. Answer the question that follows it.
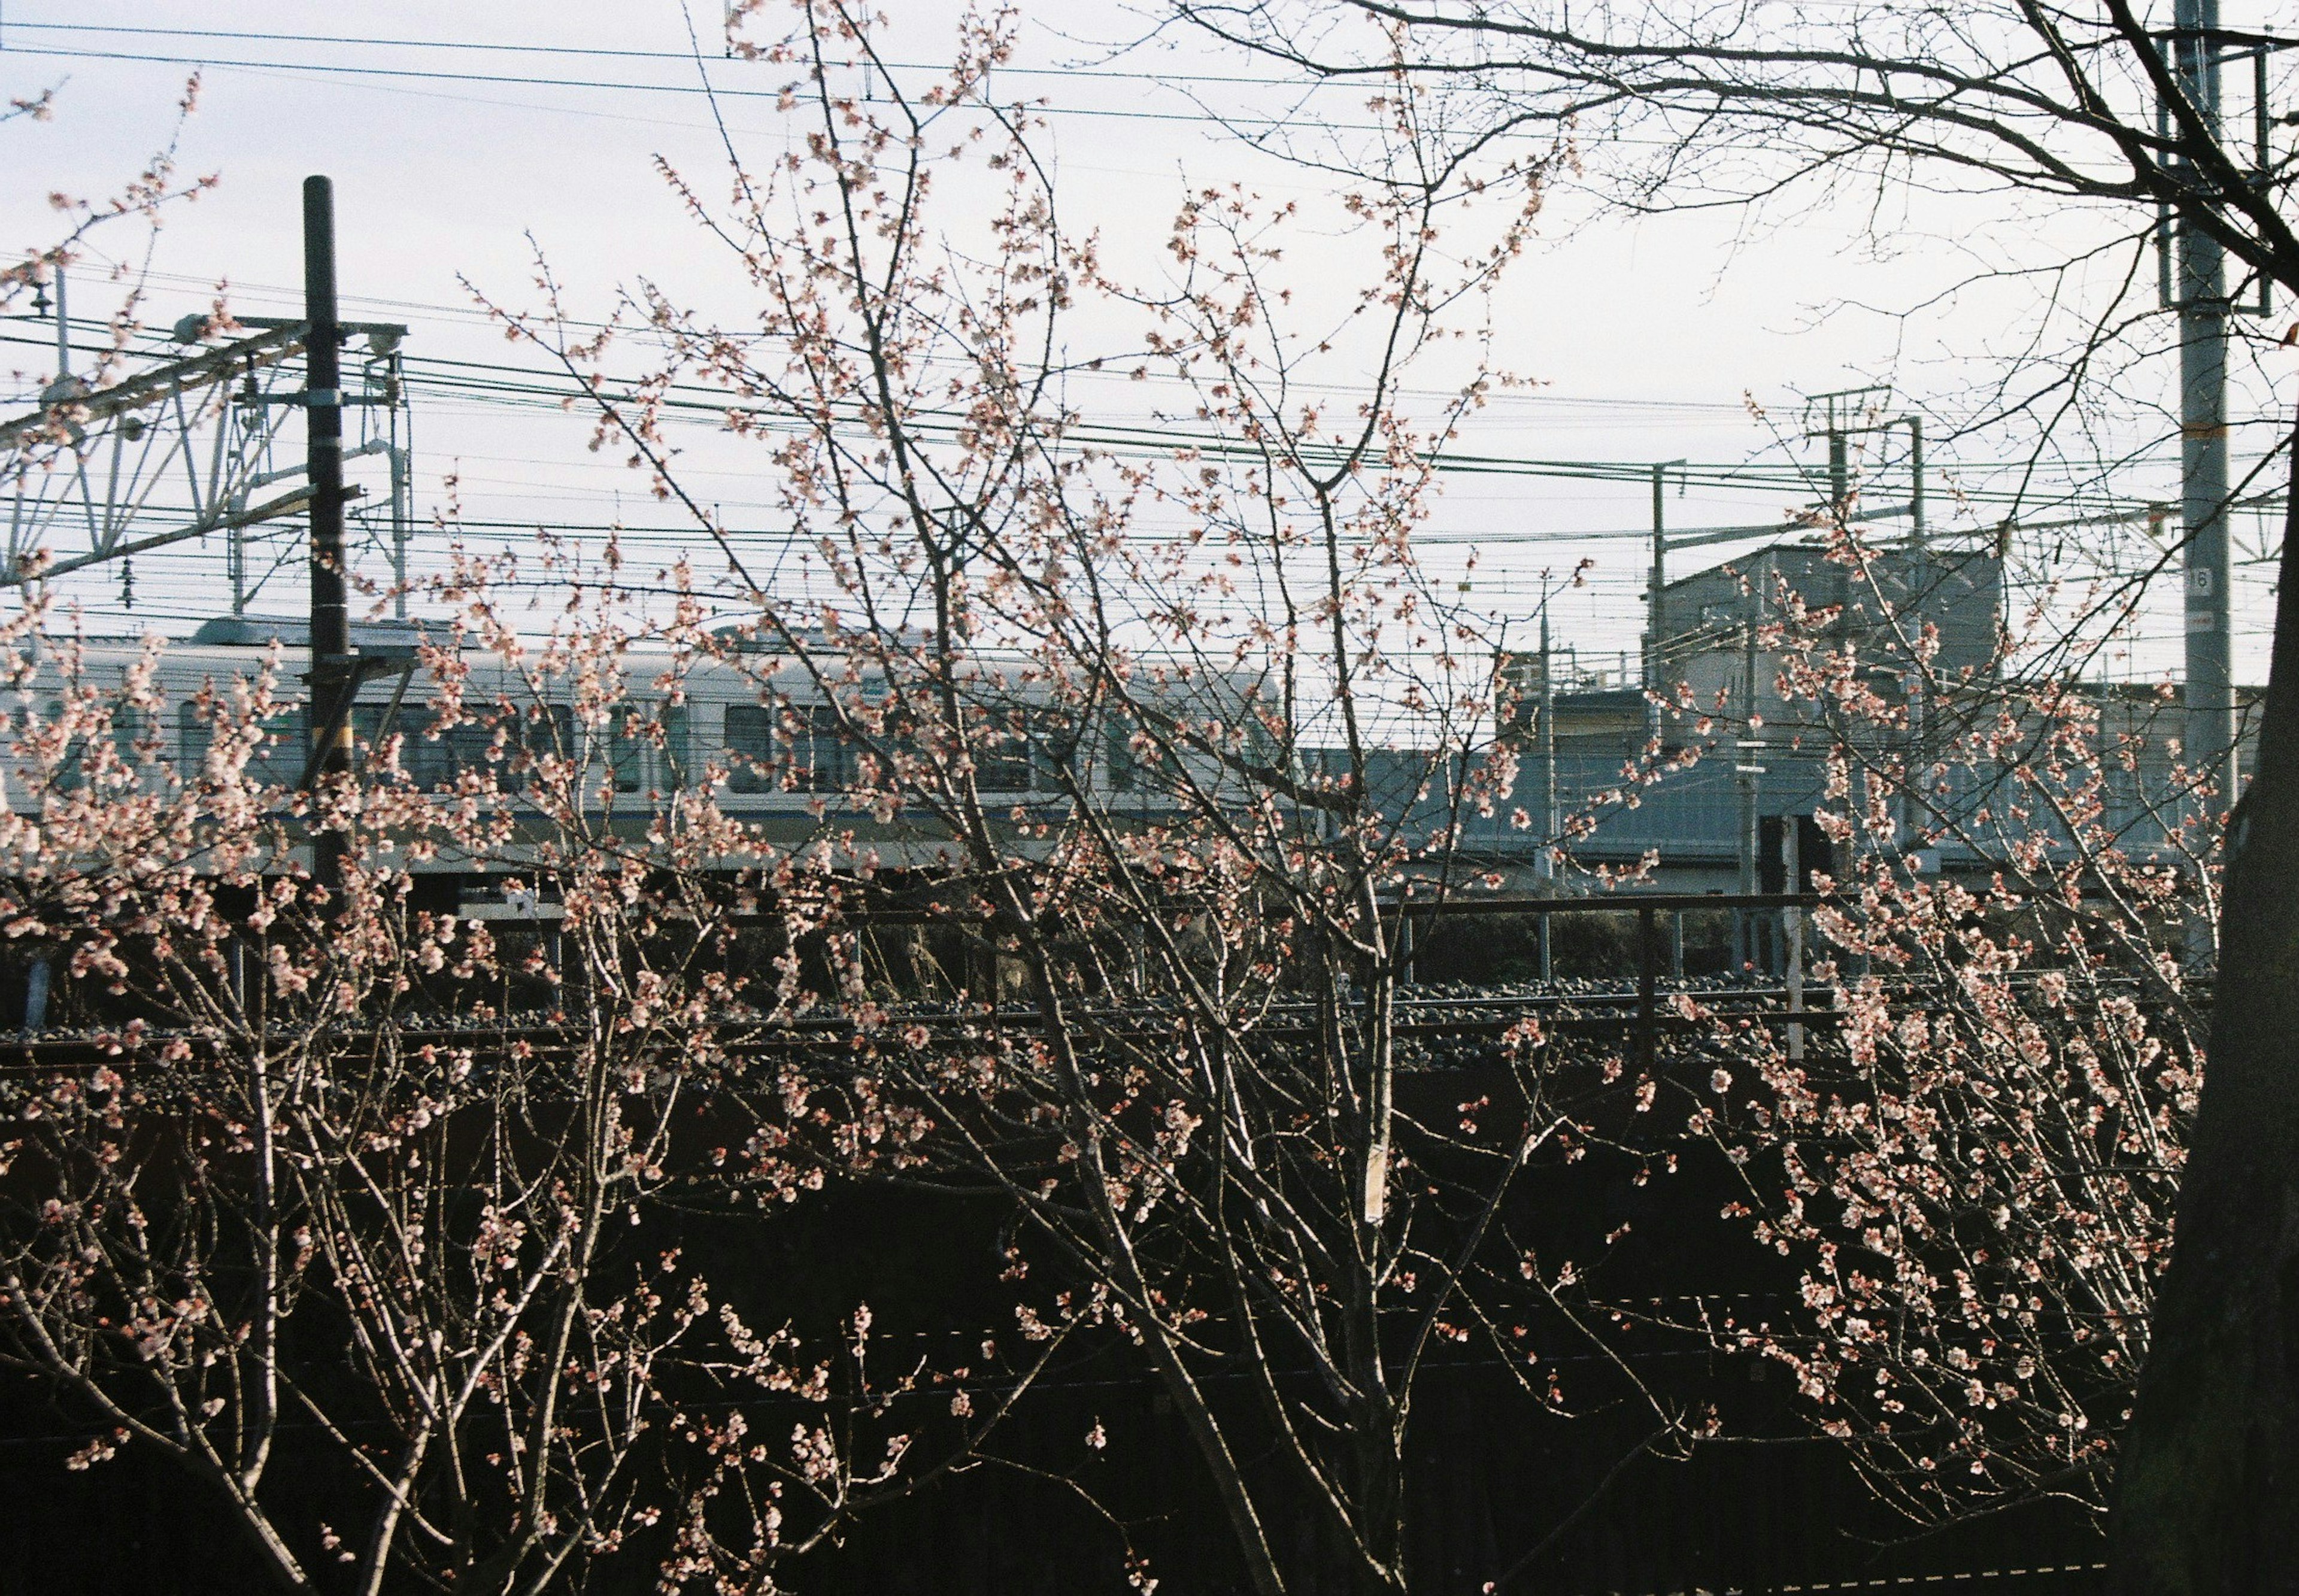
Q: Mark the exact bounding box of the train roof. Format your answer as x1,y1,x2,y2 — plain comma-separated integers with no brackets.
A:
189,614,427,658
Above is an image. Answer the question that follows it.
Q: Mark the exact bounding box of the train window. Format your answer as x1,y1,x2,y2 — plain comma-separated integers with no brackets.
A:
405,716,495,790
256,708,309,787
787,704,860,792
180,701,213,775
1101,712,1184,797
110,706,153,784
1103,715,1136,793
724,703,775,793
969,708,1034,793
603,707,645,793
383,702,574,791
46,703,151,787
723,702,868,795
111,708,151,768
1029,709,1085,789
178,700,308,787
526,704,578,765
350,703,401,770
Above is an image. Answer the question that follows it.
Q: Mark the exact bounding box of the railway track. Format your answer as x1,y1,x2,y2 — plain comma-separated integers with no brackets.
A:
0,969,2201,1076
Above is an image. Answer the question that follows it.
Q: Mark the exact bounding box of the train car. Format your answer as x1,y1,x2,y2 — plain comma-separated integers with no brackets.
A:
2,613,1275,905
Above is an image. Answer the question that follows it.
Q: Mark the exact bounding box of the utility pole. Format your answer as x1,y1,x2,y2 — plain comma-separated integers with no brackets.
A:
305,175,351,896
48,266,69,390
1645,462,1676,691
1538,591,1558,984
2172,0,2235,806
1804,392,1933,864
32,264,80,405
1645,460,1687,754
1908,414,1926,549
1736,584,1764,972
1736,741,1765,972
390,439,412,619
1803,386,1890,523
1784,819,1804,1061
1904,414,1929,861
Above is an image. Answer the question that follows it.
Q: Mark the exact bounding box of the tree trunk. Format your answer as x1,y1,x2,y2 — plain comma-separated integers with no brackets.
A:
1348,1415,1409,1596
2112,415,2299,1594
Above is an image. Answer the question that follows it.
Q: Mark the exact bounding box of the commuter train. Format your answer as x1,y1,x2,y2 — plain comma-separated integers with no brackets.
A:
5,614,1270,899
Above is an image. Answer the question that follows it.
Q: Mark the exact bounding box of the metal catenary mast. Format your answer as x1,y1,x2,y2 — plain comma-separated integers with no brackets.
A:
2,213,410,614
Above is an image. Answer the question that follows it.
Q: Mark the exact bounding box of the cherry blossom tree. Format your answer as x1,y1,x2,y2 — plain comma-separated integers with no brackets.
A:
491,4,1690,1591
1613,535,2206,1528
0,577,1073,1594
1169,4,2299,1577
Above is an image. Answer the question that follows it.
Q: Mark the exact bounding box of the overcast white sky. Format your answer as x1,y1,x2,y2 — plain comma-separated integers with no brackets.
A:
1,1,2289,683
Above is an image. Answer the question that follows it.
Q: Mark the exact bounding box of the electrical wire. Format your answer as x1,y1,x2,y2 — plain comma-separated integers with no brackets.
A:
80,268,1766,421
0,20,1316,89
0,323,2214,547
1,326,2273,667
0,41,1373,133
0,324,1839,499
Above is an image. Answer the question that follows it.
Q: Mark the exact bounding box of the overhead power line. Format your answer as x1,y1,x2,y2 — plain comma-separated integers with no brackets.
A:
0,41,1354,131
388,353,2178,520
0,20,1311,89
38,275,1764,420
0,325,1821,497
0,321,2174,532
